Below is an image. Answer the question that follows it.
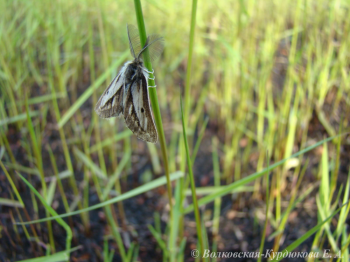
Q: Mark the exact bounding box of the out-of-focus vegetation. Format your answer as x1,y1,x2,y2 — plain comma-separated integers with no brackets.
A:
0,0,349,261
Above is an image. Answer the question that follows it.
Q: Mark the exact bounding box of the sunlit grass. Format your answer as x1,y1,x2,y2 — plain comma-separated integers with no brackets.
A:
0,0,350,261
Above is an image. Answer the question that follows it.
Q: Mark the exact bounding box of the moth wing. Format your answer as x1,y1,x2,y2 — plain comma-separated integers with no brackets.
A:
123,74,158,143
95,67,126,118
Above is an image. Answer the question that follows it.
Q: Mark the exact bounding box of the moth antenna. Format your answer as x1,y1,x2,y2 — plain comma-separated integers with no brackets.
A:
127,24,136,59
137,36,163,59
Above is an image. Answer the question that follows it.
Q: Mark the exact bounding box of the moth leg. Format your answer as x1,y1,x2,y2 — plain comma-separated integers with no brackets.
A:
143,68,156,86
143,68,154,74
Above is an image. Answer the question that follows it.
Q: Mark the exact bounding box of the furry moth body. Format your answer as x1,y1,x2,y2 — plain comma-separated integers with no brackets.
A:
95,25,164,143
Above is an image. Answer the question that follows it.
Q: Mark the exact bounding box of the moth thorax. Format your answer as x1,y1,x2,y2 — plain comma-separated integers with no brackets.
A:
126,60,144,80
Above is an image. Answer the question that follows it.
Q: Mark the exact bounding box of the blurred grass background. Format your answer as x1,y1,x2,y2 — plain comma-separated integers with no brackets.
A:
0,0,350,261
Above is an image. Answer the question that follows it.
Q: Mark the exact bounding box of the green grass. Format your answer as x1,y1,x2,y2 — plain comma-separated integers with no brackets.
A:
1,0,350,261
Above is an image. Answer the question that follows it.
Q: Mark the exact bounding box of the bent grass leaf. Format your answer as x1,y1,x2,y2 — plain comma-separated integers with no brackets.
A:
269,202,349,262
18,173,72,252
17,171,184,225
184,135,344,214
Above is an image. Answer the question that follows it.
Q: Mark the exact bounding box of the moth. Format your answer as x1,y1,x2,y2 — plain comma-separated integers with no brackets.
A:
95,24,164,143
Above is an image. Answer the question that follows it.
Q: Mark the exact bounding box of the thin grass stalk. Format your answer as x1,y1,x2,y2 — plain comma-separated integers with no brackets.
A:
1,70,18,118
49,68,88,227
79,115,96,233
133,0,172,215
46,145,72,225
177,0,199,255
18,173,72,253
211,137,221,262
104,206,127,261
184,0,198,122
0,160,26,219
86,157,127,260
183,118,209,197
330,123,342,198
80,131,91,232
258,152,270,262
25,100,46,197
180,98,203,258
269,202,349,262
184,134,343,213
16,208,42,255
0,132,17,166
274,162,309,254
177,0,199,234
95,0,108,176
25,100,55,248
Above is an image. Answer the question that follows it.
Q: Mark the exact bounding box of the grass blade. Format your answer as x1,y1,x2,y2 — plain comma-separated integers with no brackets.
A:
17,171,183,225
180,97,203,257
73,147,107,180
184,134,344,213
269,202,349,262
17,173,72,252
